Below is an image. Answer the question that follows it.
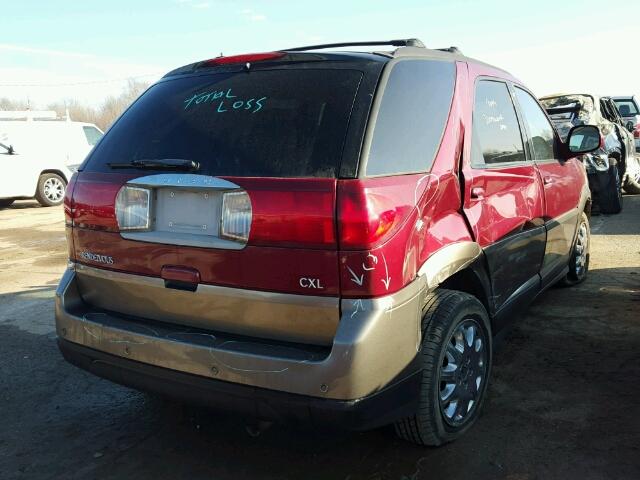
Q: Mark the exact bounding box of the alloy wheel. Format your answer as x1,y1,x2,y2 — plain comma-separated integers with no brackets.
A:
438,319,488,427
43,177,65,202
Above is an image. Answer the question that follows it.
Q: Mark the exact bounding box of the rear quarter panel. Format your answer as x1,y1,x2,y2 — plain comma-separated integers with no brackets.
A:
339,60,472,298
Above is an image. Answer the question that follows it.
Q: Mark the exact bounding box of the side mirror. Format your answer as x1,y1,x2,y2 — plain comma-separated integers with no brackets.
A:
567,125,601,155
626,121,635,133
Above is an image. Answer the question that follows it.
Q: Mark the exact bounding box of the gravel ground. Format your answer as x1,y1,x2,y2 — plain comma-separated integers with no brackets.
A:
1,198,639,480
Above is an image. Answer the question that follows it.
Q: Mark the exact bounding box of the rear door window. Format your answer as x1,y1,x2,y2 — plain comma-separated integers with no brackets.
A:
82,69,363,178
365,60,455,176
472,80,525,165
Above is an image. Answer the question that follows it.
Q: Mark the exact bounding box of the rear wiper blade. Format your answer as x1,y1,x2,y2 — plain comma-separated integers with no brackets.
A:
107,158,200,171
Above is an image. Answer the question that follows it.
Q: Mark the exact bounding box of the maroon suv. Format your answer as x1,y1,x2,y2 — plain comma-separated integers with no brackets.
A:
56,39,599,445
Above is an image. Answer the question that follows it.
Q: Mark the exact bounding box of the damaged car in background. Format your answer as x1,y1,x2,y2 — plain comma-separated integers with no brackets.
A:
540,94,640,213
612,95,640,153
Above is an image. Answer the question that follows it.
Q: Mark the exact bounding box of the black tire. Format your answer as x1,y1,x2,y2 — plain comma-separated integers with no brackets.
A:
35,173,66,207
0,199,14,208
395,289,492,446
623,172,640,195
598,163,623,214
559,212,590,287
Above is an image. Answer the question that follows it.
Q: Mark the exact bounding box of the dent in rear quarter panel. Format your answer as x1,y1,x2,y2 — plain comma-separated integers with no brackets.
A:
339,172,470,298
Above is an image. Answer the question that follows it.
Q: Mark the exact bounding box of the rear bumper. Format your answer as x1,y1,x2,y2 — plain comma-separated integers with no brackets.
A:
55,266,426,402
58,338,422,430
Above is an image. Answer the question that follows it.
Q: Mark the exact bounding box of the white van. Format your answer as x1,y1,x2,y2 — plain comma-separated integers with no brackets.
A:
0,111,103,207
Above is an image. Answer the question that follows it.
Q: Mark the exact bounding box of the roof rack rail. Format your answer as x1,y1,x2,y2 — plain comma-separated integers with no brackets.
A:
436,46,462,54
283,38,425,52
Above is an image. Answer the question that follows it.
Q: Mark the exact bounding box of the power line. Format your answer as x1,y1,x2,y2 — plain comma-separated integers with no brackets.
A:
0,72,163,87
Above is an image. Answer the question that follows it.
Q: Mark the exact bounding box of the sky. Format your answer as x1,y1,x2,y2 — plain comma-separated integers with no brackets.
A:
1,0,640,108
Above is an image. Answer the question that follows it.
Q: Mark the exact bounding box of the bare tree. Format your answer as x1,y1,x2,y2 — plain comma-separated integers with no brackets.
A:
94,79,150,130
0,98,30,110
46,79,150,131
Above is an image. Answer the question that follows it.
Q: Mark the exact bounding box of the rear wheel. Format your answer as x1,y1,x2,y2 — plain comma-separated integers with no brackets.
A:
598,162,623,214
559,212,590,287
35,173,66,207
0,199,14,208
395,289,492,446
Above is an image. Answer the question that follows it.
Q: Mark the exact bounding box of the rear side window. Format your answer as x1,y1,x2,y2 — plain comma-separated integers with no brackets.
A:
472,80,525,165
82,126,103,146
365,60,455,176
514,88,555,161
82,69,363,178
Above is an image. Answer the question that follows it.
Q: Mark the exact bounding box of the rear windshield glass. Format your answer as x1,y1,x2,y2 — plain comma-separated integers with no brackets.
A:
539,95,594,136
539,95,594,114
613,99,639,116
82,69,363,177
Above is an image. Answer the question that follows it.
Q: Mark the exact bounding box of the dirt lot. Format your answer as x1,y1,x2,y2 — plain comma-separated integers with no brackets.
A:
1,198,639,480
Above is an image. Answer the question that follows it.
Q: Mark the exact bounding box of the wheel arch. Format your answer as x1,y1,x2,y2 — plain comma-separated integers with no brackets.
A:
438,265,492,318
417,241,494,317
608,149,626,175
39,169,69,183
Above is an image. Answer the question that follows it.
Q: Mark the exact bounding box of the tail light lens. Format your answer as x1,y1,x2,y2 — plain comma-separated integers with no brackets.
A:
634,125,640,139
221,191,252,242
115,186,151,231
338,182,407,250
63,173,78,226
240,178,337,249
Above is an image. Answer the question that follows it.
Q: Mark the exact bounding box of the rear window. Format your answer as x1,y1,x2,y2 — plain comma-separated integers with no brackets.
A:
82,69,363,177
539,95,594,117
613,99,639,116
539,95,594,138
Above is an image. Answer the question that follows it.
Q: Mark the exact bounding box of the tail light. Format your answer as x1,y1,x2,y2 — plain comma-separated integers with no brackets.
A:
71,176,337,249
63,173,78,226
64,173,78,262
337,181,410,250
115,186,151,231
221,191,252,242
239,178,336,249
634,125,640,139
